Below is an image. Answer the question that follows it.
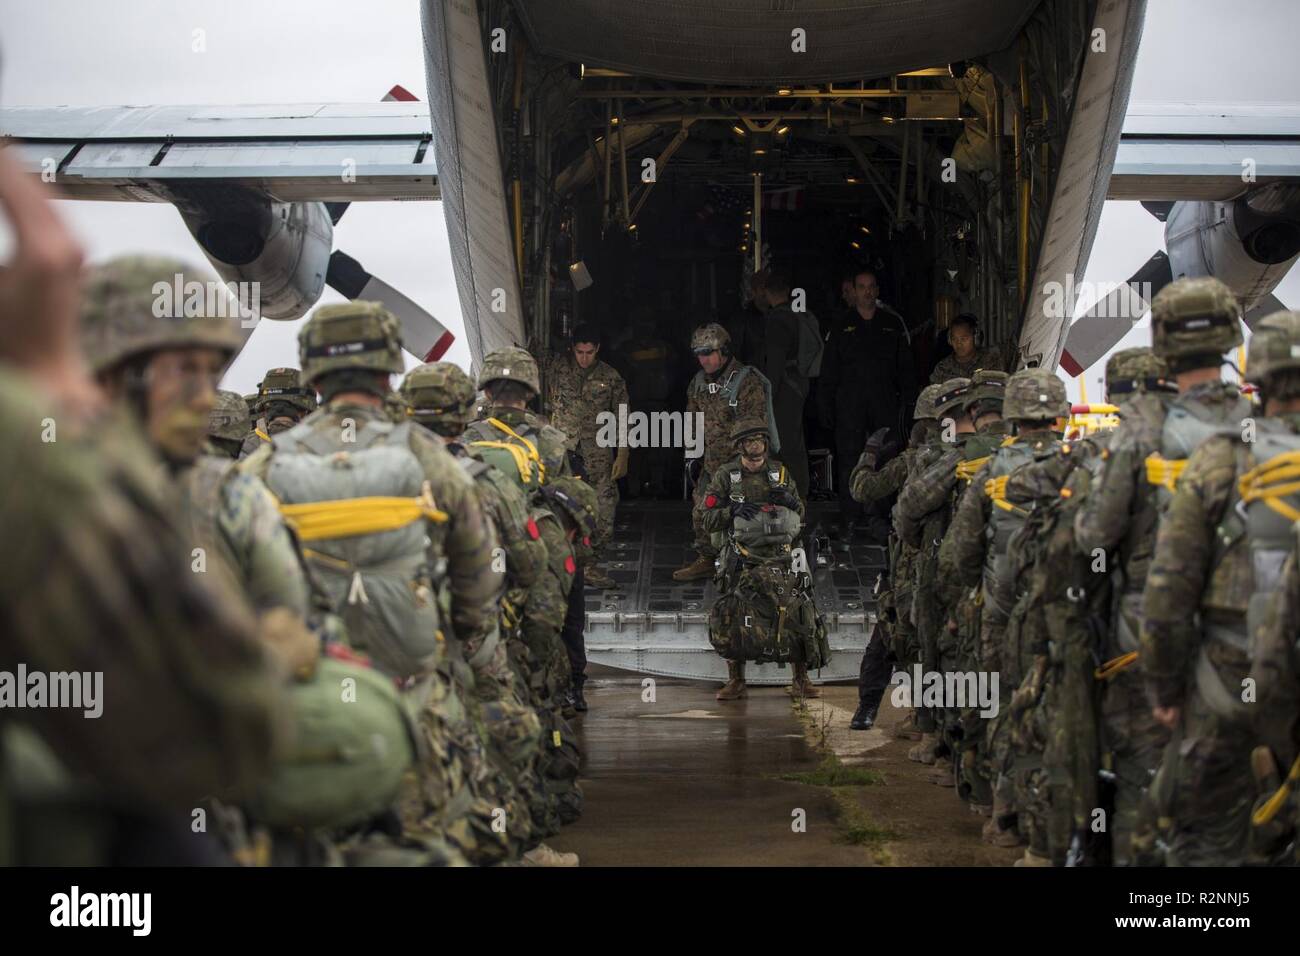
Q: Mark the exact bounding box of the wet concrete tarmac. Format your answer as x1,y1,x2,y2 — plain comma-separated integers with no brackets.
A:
547,667,872,866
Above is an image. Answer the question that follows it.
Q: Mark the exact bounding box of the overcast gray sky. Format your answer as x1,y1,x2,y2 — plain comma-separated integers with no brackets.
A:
1,0,1297,398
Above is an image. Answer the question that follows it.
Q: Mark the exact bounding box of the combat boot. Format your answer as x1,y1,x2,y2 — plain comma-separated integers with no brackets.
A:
584,565,617,590
927,756,955,787
1013,848,1052,867
787,661,822,699
850,702,877,730
716,660,748,700
908,732,938,764
571,676,588,713
673,554,715,582
521,843,579,867
982,797,1023,847
892,710,922,740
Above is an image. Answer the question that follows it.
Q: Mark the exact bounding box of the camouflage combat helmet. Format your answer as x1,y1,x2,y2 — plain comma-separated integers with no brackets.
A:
690,322,731,355
80,255,244,375
1150,276,1243,361
1247,310,1300,384
544,475,599,540
256,367,317,414
1003,367,1070,421
731,416,770,447
402,362,476,427
297,301,404,387
913,383,944,420
963,369,1008,411
477,346,540,394
208,390,250,442
1105,347,1169,398
932,377,972,418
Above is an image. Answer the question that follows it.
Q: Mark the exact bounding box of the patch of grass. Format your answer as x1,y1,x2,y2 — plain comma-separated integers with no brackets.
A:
779,756,885,788
831,790,896,858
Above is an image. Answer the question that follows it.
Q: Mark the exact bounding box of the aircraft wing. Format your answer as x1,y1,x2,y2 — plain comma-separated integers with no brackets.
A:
0,102,438,202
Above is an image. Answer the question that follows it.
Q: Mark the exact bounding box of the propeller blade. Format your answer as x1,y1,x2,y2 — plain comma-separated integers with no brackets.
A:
1060,251,1173,376
1244,292,1288,331
326,250,454,361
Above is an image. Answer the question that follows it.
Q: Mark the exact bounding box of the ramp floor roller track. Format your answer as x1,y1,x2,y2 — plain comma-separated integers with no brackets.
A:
583,500,883,685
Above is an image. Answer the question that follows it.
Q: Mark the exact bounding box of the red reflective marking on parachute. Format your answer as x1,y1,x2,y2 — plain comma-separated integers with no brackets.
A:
526,517,540,540
325,643,372,668
705,493,719,508
583,536,591,547
564,555,577,575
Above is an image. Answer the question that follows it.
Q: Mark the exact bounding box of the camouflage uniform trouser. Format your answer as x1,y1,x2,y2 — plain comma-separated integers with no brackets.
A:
952,592,993,807
519,598,584,830
1151,690,1254,867
397,664,516,865
691,470,718,558
464,624,546,853
579,438,618,558
912,549,944,734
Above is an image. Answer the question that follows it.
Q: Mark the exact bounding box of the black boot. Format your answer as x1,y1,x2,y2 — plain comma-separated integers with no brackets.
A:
571,677,588,712
850,702,877,730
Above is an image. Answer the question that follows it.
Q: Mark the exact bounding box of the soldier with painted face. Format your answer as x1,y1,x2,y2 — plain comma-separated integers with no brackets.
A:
1142,304,1285,868
701,417,822,700
544,324,629,590
675,323,774,582
82,258,430,866
847,382,946,731
239,367,317,458
939,368,1067,860
401,360,573,864
240,302,511,865
1,242,291,865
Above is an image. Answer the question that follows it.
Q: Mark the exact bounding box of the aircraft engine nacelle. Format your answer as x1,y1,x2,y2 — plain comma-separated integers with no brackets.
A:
174,189,333,320
1164,184,1300,311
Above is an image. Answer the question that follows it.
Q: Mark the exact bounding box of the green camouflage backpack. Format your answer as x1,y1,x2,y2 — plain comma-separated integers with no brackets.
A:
266,419,446,679
244,657,416,829
708,563,829,668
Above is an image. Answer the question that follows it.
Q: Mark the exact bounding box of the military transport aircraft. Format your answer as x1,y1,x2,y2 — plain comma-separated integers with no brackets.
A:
3,0,1299,684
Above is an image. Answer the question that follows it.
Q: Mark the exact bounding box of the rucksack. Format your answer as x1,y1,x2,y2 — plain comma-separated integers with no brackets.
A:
708,562,829,667
266,419,447,680
465,417,546,493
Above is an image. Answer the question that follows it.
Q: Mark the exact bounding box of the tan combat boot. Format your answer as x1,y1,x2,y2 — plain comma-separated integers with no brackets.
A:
908,732,938,765
927,756,955,787
521,843,580,867
787,661,822,699
982,797,1024,847
892,710,922,740
1013,848,1052,867
673,554,715,582
716,660,748,700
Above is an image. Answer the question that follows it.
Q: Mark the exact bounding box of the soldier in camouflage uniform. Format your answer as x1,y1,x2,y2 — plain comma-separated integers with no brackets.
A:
239,367,317,458
523,475,599,836
1142,299,1283,867
1248,320,1300,864
674,323,774,582
544,324,630,590
0,240,290,864
700,417,814,699
401,360,576,866
940,369,1067,856
82,258,430,866
1070,346,1181,865
895,373,1010,804
209,389,251,459
240,302,512,865
996,354,1160,865
847,382,946,730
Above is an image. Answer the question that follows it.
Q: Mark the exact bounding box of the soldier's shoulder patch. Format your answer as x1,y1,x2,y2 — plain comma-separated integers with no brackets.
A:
730,470,742,482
